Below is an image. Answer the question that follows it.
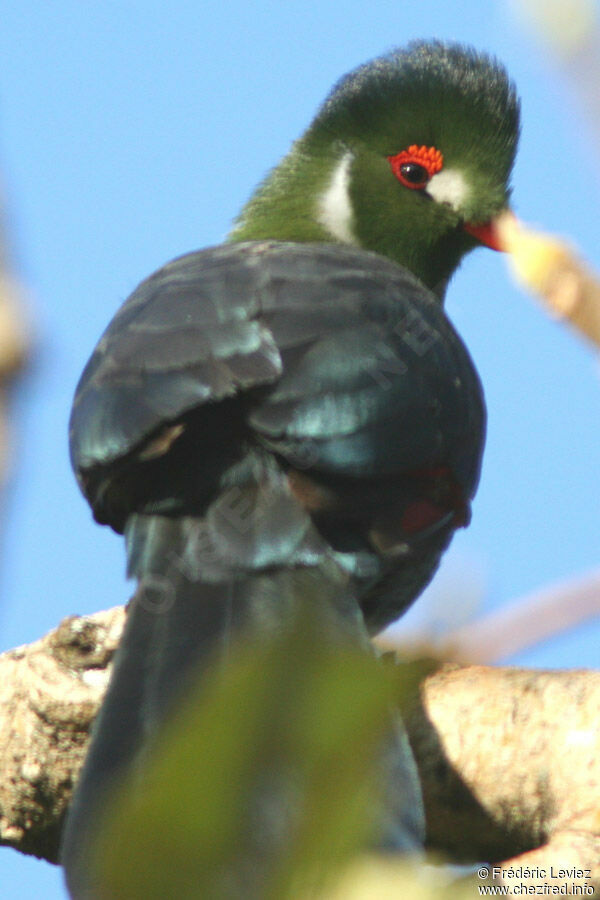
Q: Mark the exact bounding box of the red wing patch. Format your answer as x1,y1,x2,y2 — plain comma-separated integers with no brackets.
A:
401,498,454,534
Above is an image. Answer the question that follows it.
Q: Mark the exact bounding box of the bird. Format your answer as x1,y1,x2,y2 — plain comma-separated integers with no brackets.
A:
61,41,520,897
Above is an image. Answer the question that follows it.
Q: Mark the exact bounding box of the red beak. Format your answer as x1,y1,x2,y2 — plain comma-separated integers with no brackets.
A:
463,219,504,252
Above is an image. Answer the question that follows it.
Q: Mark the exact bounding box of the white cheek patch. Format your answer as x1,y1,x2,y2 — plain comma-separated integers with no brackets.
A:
426,168,470,212
316,151,358,244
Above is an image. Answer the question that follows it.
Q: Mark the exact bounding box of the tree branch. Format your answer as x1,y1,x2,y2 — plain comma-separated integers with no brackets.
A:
1,607,599,887
408,662,600,886
0,608,125,862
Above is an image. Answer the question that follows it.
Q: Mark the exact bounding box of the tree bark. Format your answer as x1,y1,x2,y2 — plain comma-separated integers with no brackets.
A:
1,607,599,887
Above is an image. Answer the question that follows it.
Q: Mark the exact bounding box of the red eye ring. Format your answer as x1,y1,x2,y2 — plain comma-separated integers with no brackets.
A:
388,145,444,190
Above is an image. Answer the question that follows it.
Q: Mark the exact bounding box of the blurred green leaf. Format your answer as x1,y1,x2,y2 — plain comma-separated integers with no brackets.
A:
311,854,479,900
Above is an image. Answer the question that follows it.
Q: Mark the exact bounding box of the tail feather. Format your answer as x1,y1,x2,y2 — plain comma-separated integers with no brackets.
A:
62,512,425,897
62,511,356,894
61,583,234,897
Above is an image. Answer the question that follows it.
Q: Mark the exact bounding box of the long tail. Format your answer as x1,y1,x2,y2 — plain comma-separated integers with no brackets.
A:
61,514,424,897
60,517,254,895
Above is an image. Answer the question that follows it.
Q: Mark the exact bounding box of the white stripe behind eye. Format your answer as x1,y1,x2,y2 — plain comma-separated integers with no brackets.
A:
426,168,470,211
316,152,358,244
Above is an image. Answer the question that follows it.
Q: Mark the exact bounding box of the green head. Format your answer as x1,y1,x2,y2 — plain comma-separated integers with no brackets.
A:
230,41,520,296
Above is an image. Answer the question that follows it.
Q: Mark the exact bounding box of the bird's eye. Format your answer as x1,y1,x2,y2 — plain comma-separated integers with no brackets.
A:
399,162,429,188
388,144,444,191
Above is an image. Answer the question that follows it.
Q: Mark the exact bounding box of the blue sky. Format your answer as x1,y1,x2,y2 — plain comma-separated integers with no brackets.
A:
0,2,599,896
